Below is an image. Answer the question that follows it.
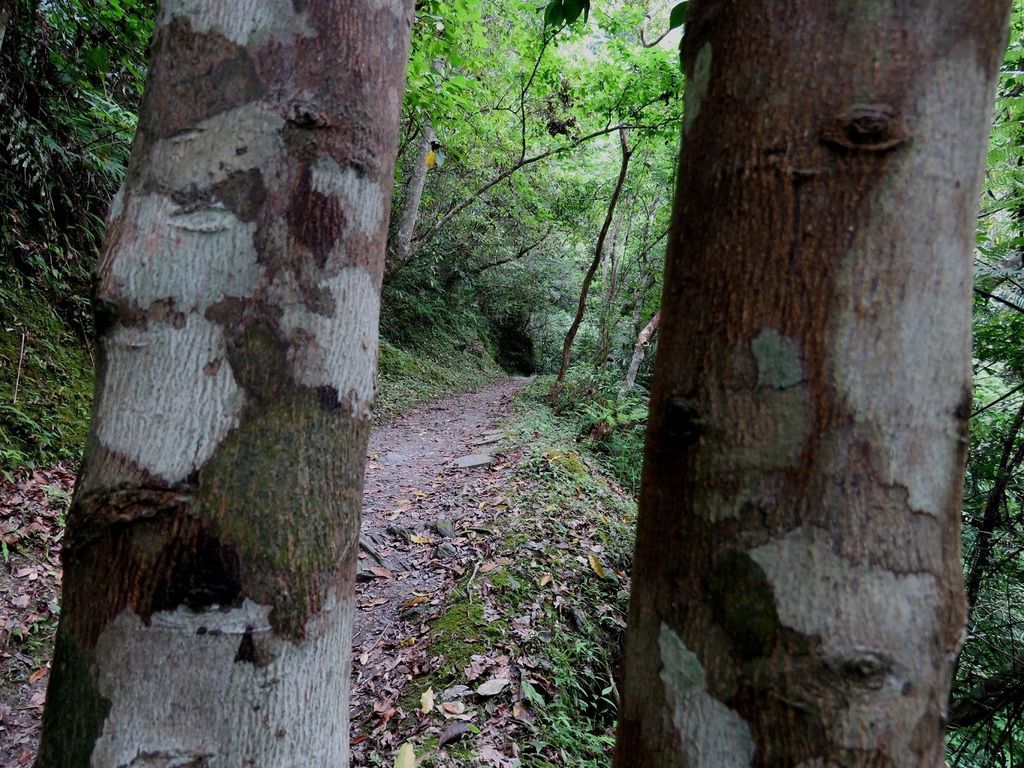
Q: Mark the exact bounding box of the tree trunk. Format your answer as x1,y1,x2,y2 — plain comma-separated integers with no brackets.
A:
623,310,658,390
0,3,10,55
597,214,628,368
615,2,1009,766
35,1,413,766
550,128,632,399
384,121,434,282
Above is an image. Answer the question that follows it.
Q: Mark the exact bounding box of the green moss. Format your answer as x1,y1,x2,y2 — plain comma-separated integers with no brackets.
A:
547,451,588,477
196,386,368,638
0,266,94,473
431,600,489,675
374,332,503,425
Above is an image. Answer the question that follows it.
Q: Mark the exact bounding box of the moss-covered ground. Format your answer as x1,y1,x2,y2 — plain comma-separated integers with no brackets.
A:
0,266,94,474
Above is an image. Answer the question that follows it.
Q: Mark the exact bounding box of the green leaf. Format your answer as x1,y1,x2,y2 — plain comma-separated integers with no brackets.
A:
669,1,688,29
562,0,584,24
543,0,563,28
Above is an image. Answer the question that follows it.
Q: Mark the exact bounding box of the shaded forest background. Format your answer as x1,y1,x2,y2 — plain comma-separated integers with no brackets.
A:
2,0,1024,763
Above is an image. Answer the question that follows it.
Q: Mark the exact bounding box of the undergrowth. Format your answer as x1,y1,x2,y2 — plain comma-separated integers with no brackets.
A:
409,393,637,767
525,369,649,494
375,333,503,425
0,266,94,475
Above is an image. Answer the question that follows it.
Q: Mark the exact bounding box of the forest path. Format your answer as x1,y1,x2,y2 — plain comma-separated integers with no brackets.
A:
2,376,635,768
0,379,527,767
349,377,529,759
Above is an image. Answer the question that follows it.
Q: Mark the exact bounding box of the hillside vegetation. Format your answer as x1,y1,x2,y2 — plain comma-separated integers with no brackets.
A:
2,0,1024,763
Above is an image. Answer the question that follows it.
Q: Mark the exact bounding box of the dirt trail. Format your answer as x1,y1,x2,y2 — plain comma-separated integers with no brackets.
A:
0,379,528,767
349,377,528,759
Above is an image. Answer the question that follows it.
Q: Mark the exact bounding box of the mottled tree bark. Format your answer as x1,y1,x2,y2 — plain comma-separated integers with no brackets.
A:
615,2,1009,766
624,310,658,390
35,1,413,765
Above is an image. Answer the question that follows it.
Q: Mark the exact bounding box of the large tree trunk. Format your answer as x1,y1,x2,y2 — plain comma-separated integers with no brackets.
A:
384,121,434,282
615,2,1009,766
35,1,413,765
550,128,632,399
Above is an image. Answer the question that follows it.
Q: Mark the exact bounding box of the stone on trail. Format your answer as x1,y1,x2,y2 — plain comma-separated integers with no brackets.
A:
432,517,457,538
433,541,458,560
472,432,504,446
453,453,493,468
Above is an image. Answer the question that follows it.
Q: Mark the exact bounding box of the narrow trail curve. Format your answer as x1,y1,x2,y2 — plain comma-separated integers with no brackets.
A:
349,377,529,759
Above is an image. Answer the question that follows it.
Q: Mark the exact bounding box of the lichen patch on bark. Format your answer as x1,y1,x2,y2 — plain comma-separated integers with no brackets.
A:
751,328,803,390
749,527,943,763
95,316,243,484
684,43,712,134
89,598,351,767
658,623,754,767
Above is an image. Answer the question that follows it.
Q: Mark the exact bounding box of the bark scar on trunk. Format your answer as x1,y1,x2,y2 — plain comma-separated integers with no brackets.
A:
822,104,910,153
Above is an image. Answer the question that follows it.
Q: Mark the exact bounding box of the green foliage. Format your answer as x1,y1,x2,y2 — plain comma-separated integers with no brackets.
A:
0,1,153,471
543,0,590,29
526,369,647,493
1,1,152,326
0,265,94,472
375,334,503,425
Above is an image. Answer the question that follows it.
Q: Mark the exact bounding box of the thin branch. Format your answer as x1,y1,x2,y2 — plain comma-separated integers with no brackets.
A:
472,229,552,274
976,287,1024,314
972,382,1024,419
640,14,670,48
412,121,665,251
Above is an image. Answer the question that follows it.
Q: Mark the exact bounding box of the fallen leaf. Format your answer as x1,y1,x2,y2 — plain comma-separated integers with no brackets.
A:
441,701,465,715
438,720,471,748
587,554,607,579
480,557,512,574
420,687,434,714
28,666,47,684
464,654,490,681
369,566,394,580
478,744,519,768
409,535,432,544
401,596,429,610
538,573,552,587
442,684,472,700
512,699,533,722
476,678,509,697
394,742,415,768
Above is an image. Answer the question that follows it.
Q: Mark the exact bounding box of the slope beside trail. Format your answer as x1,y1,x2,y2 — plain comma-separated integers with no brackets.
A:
0,378,530,766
